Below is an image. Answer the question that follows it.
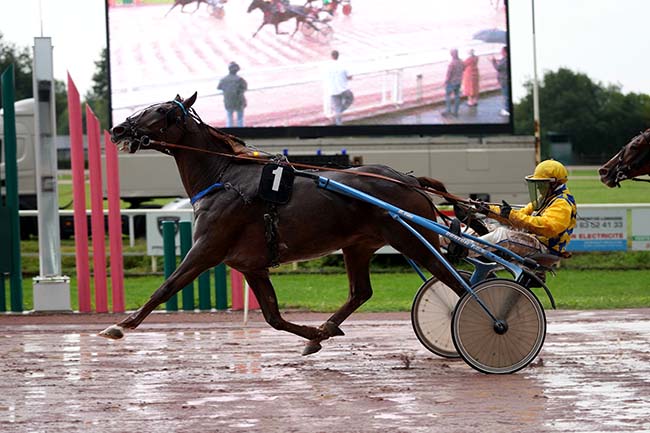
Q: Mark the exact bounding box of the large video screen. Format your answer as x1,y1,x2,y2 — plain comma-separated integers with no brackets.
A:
107,0,512,137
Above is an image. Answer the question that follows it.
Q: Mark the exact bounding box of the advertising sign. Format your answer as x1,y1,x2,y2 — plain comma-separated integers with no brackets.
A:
146,210,193,256
631,208,650,251
568,208,627,252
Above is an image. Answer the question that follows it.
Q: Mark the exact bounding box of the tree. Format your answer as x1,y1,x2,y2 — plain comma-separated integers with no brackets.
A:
84,48,110,131
514,68,650,163
0,32,33,106
1,32,69,134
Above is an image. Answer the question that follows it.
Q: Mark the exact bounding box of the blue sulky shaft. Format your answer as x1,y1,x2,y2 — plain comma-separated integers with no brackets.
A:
315,175,530,322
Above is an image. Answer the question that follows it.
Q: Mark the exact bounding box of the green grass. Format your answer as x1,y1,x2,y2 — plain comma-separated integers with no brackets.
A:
5,170,648,313
11,268,650,312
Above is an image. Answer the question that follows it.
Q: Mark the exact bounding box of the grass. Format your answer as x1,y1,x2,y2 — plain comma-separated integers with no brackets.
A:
5,169,649,313
12,267,650,312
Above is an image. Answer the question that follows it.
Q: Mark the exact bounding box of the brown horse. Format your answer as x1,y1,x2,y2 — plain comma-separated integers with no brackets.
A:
247,0,313,38
599,129,650,187
101,93,463,355
165,0,207,16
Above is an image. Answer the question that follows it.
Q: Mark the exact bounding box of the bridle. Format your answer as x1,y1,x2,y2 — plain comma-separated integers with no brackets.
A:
614,130,650,185
121,100,191,154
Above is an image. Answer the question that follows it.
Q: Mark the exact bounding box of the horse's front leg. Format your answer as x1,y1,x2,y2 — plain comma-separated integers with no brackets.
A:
290,18,301,38
243,270,337,355
252,22,265,38
99,243,220,339
274,23,288,35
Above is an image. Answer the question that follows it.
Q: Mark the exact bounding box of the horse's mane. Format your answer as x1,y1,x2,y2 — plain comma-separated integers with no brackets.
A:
188,106,251,156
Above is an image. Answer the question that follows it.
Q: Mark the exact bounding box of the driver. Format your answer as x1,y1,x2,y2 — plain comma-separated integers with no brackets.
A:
476,159,577,258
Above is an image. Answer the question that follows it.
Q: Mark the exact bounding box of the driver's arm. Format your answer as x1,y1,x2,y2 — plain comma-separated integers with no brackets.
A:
508,199,573,238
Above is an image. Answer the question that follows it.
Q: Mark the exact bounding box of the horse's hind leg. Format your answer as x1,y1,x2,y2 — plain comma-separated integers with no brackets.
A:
322,245,375,329
243,269,333,354
386,226,465,296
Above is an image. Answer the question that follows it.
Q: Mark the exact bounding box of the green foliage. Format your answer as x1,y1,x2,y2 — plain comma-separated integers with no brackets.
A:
0,33,109,134
84,48,110,130
514,68,650,163
0,32,34,105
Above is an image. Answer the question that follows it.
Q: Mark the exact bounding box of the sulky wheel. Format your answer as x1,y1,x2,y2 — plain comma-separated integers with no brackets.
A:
411,271,469,358
315,22,334,44
301,21,316,36
451,278,546,374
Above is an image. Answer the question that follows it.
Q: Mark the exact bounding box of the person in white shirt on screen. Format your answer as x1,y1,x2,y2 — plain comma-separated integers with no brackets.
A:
324,50,353,125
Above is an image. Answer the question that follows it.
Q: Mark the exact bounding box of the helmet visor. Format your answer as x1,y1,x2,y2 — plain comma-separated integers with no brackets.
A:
527,178,552,210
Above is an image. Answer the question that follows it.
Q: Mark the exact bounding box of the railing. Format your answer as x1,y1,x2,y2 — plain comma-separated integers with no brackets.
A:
112,48,503,126
19,202,650,254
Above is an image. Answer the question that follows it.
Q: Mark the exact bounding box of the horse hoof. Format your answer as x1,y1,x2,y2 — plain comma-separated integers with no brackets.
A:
302,342,322,356
98,325,125,340
322,321,345,337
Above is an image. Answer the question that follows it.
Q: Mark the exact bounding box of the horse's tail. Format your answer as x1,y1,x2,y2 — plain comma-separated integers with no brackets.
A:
417,176,489,235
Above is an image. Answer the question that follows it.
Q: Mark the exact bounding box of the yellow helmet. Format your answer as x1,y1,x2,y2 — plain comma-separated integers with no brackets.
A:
526,159,568,184
525,160,568,210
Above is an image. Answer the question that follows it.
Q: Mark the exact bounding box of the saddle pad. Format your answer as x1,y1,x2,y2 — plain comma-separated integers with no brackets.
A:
258,163,295,204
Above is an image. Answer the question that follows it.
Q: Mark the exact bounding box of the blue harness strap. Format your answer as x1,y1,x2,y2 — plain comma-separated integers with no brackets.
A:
190,182,224,205
172,100,189,117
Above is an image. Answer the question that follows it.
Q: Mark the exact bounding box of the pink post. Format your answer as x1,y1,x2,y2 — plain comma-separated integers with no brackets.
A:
248,282,260,310
86,107,108,313
231,269,244,310
104,130,125,313
230,269,259,310
67,75,91,313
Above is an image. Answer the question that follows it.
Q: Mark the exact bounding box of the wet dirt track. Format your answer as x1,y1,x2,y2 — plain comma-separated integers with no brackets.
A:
1,309,649,433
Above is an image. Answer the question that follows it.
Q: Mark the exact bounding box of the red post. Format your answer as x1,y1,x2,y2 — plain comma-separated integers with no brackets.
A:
86,107,108,313
67,75,91,313
230,269,259,310
104,130,125,312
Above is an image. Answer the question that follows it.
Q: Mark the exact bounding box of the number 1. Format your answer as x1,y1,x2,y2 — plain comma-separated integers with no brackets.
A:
271,166,283,192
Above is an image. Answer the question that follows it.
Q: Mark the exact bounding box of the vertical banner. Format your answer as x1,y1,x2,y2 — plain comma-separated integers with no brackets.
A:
86,107,108,313
631,208,650,251
104,130,125,312
67,74,91,312
568,207,627,252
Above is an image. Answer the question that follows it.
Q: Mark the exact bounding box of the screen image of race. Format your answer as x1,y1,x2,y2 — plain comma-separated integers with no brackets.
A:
108,0,510,131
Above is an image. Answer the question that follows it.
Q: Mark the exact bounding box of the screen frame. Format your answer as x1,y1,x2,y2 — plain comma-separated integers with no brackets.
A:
104,0,514,138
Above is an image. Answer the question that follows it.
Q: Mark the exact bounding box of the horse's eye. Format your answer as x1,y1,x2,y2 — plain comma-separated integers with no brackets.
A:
156,107,166,114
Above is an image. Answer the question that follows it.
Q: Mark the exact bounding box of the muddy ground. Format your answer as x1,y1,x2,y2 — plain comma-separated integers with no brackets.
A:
1,309,649,432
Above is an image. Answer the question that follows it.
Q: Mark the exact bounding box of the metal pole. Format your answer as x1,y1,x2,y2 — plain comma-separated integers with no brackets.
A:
32,37,71,311
532,0,542,164
1,65,23,312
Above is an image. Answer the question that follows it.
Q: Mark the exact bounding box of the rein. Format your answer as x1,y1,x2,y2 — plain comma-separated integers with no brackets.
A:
147,139,473,205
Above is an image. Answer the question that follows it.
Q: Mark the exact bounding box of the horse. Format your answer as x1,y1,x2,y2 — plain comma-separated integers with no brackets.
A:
101,92,464,355
599,129,650,187
165,0,206,17
247,0,312,38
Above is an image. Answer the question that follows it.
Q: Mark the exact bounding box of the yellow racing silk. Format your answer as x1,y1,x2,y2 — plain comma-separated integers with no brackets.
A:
507,185,577,255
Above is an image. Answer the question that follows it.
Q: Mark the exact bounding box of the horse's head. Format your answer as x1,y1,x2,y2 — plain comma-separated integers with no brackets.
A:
599,129,650,187
247,0,262,13
110,92,198,154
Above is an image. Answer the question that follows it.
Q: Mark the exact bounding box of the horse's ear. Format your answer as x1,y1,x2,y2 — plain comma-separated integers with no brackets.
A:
183,92,198,109
174,94,182,102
